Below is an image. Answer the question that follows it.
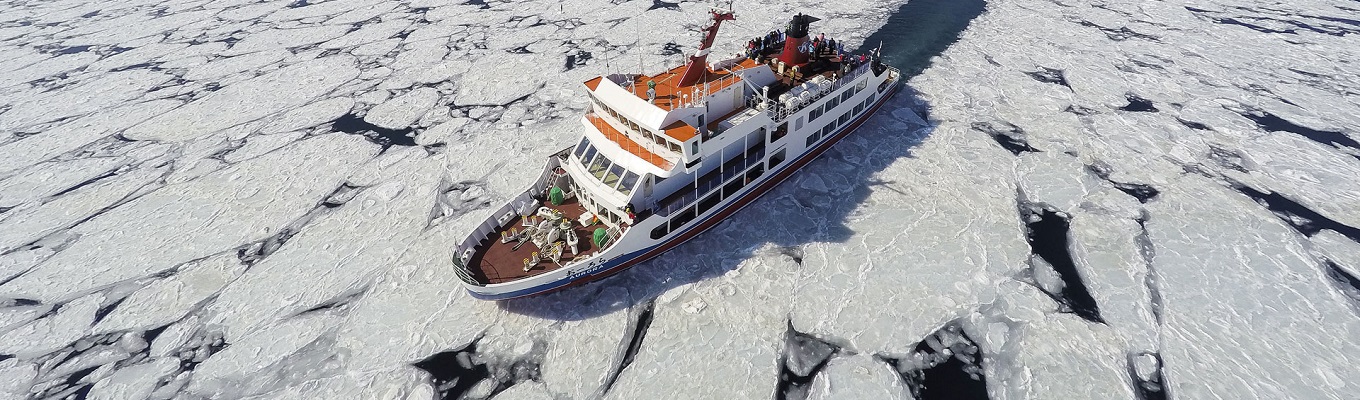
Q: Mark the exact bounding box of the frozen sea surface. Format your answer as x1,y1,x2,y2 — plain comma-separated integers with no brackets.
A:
1,0,1359,398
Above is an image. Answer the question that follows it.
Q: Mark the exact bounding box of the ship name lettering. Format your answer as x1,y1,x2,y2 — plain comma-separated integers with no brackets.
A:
567,258,610,280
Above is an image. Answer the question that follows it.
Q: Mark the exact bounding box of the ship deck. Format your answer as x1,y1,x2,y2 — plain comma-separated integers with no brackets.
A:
587,114,675,170
467,197,605,284
624,58,761,112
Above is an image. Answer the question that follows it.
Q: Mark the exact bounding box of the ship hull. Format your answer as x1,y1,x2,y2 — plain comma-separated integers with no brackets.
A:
465,76,904,301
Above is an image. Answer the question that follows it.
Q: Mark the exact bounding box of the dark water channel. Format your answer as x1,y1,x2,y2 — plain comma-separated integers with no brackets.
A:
858,0,988,77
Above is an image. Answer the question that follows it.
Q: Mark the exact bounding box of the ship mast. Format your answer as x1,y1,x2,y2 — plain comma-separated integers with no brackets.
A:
676,4,735,87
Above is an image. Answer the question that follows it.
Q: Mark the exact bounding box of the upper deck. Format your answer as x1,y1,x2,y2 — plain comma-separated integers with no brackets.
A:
585,113,674,170
580,57,770,177
620,58,760,114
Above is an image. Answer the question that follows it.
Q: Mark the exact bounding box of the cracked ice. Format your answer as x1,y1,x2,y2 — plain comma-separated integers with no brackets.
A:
0,0,1358,398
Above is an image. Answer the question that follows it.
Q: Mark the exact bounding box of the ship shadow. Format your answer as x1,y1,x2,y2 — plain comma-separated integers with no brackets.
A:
499,0,985,320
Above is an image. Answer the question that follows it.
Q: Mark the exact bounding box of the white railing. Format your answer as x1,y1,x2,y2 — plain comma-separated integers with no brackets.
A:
753,62,873,122
588,112,677,160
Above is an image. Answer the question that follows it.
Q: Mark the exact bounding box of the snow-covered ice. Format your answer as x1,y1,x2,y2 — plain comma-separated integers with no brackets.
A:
1,0,1359,398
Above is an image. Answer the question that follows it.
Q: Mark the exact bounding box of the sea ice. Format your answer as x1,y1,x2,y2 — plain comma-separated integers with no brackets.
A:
0,294,101,359
806,355,910,400
1,0,1358,397
0,100,180,177
123,56,361,142
92,253,241,335
598,255,798,399
365,87,443,130
86,357,180,400
0,165,165,255
1145,175,1360,398
0,156,131,209
0,135,378,303
204,156,443,339
454,53,549,106
185,313,340,397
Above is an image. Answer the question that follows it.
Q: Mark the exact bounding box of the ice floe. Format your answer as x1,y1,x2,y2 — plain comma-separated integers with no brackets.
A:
1,0,1358,397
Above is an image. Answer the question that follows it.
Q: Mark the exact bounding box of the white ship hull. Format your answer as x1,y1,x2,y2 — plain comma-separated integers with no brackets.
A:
454,67,902,300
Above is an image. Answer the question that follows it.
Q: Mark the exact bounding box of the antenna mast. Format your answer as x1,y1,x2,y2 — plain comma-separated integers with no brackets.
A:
676,2,735,87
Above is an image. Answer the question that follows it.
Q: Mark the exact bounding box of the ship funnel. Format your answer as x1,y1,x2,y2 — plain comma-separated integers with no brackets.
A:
777,13,820,66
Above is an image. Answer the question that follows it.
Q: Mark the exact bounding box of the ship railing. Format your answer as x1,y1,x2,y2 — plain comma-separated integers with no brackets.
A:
451,192,535,287
451,154,568,287
588,113,675,160
452,258,482,286
757,62,872,121
655,145,765,218
666,71,743,111
658,189,699,217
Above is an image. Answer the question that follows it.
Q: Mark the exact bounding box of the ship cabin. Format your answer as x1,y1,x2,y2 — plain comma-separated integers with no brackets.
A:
565,24,890,240
455,10,894,286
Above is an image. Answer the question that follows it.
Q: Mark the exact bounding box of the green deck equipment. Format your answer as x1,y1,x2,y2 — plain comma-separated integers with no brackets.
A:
548,187,565,205
593,227,608,248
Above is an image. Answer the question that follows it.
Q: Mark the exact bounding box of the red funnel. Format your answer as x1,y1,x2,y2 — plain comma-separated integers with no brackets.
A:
777,36,808,66
776,13,819,66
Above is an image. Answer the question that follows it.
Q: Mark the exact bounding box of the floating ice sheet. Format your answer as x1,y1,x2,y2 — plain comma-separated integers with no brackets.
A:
2,0,1359,397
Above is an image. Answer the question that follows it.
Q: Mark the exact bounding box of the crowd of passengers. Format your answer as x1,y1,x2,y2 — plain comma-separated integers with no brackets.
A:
744,31,877,79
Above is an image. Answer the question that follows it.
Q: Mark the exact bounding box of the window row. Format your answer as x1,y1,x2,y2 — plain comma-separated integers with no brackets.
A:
804,77,865,125
806,84,880,148
650,160,768,239
591,97,683,154
572,138,640,196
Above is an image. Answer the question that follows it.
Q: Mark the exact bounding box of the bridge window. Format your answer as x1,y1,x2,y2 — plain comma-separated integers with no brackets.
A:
618,171,639,195
579,144,598,165
588,153,611,180
602,163,624,188
573,137,588,158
